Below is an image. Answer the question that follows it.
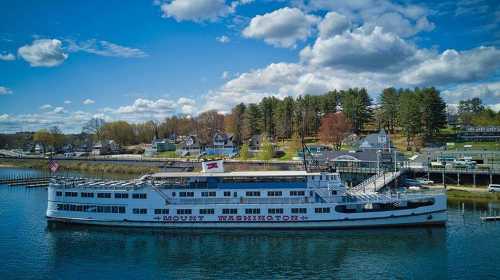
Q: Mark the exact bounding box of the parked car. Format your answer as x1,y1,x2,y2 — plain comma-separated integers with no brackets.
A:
488,184,500,193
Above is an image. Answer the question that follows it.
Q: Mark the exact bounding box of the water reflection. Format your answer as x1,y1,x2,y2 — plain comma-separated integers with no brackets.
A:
45,224,447,279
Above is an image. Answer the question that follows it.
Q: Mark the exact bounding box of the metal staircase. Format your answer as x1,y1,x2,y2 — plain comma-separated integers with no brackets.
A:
350,170,404,194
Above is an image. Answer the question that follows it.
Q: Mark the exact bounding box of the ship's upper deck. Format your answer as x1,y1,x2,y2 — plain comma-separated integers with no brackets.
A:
147,170,331,179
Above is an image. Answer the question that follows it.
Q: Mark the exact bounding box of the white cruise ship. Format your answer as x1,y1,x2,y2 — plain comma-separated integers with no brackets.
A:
46,161,447,229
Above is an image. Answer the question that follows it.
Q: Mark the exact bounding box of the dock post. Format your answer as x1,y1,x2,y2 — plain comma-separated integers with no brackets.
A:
457,172,460,186
473,171,476,188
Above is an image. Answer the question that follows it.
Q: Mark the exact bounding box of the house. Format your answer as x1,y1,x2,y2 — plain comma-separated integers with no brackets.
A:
358,129,392,151
176,135,201,157
91,140,121,156
34,144,43,154
144,138,176,157
205,132,238,157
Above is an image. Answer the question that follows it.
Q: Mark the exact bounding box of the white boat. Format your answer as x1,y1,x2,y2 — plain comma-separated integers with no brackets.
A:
46,161,447,229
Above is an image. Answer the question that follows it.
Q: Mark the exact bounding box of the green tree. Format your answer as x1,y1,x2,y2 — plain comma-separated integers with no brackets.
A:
33,129,52,154
458,97,485,126
399,90,422,150
230,103,246,146
419,87,447,140
258,136,274,161
379,87,399,133
239,143,250,160
260,97,279,138
243,103,262,139
340,88,373,133
276,96,294,140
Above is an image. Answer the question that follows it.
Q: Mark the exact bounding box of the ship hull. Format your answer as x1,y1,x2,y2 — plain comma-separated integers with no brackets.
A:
47,210,446,229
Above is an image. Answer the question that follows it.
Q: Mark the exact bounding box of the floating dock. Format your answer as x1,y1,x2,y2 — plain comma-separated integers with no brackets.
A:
480,216,500,222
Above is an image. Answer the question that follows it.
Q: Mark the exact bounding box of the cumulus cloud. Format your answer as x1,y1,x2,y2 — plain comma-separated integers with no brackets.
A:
83,99,95,105
216,35,231,43
294,0,434,38
66,39,147,58
318,12,351,39
442,82,500,109
18,39,68,67
64,100,72,104
0,52,15,61
401,46,500,85
242,7,319,48
0,86,13,95
177,97,197,114
300,26,418,72
161,0,233,22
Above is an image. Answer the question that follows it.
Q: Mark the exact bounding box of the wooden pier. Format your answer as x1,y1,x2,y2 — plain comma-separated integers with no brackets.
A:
480,216,500,222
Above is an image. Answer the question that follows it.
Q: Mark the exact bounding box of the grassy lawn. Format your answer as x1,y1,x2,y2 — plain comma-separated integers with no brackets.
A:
156,151,178,158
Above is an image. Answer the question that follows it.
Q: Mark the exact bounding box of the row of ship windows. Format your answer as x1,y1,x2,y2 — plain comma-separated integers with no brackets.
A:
57,191,147,199
56,190,307,199
178,190,306,197
56,204,126,213
55,204,327,215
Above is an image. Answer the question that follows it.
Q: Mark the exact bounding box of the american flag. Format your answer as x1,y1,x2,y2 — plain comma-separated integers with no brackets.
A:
48,159,59,173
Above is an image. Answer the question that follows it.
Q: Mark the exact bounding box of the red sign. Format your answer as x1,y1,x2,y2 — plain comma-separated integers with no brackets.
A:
207,162,218,169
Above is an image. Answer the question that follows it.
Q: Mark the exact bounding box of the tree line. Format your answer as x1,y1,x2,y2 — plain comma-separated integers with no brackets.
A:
5,86,499,153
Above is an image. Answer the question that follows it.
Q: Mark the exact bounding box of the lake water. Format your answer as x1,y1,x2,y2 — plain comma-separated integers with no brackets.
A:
0,167,499,280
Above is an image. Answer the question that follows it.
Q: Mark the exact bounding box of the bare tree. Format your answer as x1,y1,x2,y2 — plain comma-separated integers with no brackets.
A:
319,112,351,151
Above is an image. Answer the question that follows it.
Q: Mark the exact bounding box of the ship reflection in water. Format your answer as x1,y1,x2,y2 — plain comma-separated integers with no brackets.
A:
45,224,447,279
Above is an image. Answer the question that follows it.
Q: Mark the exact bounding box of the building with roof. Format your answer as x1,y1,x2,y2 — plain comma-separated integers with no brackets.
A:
458,126,500,142
358,129,392,151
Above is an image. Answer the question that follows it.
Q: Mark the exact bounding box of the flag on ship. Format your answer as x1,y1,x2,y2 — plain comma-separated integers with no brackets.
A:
48,159,60,173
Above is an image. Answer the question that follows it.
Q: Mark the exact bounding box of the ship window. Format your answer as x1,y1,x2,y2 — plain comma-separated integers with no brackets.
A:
268,208,283,214
331,190,337,195
56,191,62,197
222,208,238,214
154,209,169,215
267,191,282,197
199,208,215,215
315,207,330,213
56,204,63,210
177,209,192,215
132,193,147,199
97,193,111,198
290,191,305,196
133,208,147,214
65,192,78,197
246,191,260,197
291,208,307,214
81,192,94,198
233,192,237,198
224,191,231,197
201,191,216,197
179,192,194,197
115,193,129,199
172,192,176,196
245,208,260,214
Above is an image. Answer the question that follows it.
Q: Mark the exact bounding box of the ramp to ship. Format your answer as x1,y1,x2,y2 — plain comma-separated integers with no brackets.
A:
349,170,405,194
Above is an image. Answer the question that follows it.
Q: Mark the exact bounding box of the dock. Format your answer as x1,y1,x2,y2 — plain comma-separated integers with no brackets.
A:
480,216,500,222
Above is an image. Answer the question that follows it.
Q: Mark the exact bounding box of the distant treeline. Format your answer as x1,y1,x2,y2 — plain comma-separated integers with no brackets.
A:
1,87,499,152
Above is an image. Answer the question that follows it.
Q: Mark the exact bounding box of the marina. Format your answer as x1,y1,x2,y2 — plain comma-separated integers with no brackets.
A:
1,167,499,279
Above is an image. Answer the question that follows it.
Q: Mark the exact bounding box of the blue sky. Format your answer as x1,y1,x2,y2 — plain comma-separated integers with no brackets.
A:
0,0,499,133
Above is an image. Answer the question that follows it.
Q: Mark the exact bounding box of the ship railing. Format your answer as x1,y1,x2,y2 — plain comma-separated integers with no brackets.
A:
345,190,445,203
165,197,310,205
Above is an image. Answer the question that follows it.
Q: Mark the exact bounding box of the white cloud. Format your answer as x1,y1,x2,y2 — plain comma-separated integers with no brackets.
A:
242,7,319,48
67,39,147,58
401,46,500,85
18,39,68,67
216,35,231,43
442,82,500,109
318,12,351,39
40,104,53,110
52,107,66,114
0,52,15,61
64,100,72,104
0,86,13,95
300,26,418,72
177,97,197,114
83,99,95,105
0,114,9,121
294,0,434,38
161,0,233,22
